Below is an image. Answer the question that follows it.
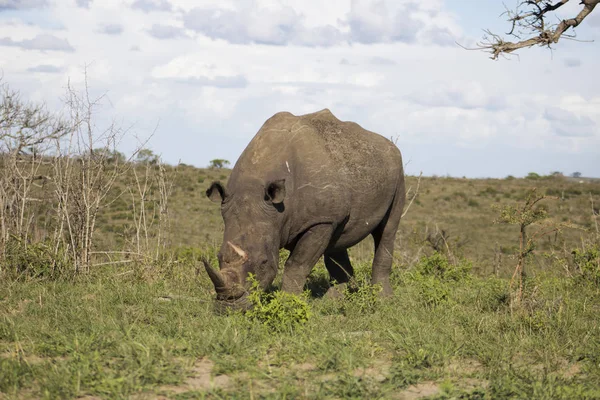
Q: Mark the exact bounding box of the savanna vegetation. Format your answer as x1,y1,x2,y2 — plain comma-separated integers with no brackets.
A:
1,80,600,399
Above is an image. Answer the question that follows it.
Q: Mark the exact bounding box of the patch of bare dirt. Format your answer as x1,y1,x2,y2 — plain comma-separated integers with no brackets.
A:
7,299,32,315
159,358,232,395
563,363,581,378
392,381,440,400
292,362,317,372
446,358,484,376
352,360,391,383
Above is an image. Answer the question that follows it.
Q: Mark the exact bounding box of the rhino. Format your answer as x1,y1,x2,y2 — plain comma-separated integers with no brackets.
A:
204,109,405,308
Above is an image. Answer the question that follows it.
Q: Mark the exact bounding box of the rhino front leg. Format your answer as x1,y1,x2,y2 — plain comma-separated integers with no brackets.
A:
281,224,335,294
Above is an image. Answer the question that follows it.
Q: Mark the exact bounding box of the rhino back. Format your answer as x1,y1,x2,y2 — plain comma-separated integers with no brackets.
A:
229,109,403,247
297,110,403,247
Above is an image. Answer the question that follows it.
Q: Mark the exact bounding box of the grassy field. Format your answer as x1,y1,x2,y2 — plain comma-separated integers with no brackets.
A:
1,166,600,399
96,166,600,276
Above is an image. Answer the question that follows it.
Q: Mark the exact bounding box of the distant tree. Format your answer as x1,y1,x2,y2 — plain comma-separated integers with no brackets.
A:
526,172,541,180
209,159,230,169
478,0,599,59
550,171,563,177
137,148,158,164
572,172,582,178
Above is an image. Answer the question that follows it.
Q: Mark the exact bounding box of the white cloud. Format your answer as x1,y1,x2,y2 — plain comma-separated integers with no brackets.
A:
180,0,462,47
0,0,47,10
76,0,93,9
27,64,64,73
131,0,172,13
147,23,186,39
98,23,123,35
0,0,599,177
0,34,74,51
408,81,506,110
182,4,344,46
563,57,581,68
545,105,597,137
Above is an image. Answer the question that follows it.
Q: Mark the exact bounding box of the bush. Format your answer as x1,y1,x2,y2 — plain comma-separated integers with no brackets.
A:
414,252,472,283
572,246,600,286
467,199,480,207
246,275,312,332
342,281,382,315
479,187,500,196
2,238,71,280
473,278,510,311
407,253,472,306
416,275,450,306
526,172,541,180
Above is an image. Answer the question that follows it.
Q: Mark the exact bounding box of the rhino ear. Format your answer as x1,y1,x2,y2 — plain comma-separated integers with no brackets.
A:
265,179,286,204
206,181,227,203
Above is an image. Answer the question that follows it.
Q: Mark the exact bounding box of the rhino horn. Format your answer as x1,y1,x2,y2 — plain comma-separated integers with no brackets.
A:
227,241,248,266
202,256,227,290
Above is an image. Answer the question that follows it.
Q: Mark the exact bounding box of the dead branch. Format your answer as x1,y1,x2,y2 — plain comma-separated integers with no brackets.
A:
476,0,599,59
402,172,422,218
591,192,599,238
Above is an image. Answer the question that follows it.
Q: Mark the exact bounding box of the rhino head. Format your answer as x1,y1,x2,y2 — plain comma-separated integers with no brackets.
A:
204,178,286,310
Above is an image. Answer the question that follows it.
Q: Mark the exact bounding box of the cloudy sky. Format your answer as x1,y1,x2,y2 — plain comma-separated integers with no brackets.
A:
1,0,599,177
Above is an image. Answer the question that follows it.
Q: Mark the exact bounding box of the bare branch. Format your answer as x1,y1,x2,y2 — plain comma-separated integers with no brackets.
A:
402,172,422,219
477,0,599,59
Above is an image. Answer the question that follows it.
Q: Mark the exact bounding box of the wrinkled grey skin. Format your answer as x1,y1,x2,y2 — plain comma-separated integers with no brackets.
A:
204,109,405,308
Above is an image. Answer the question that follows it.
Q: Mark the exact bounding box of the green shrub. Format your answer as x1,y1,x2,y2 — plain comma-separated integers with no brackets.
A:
453,191,468,200
246,275,312,332
406,253,472,307
467,199,480,207
2,238,71,280
414,252,472,283
473,278,510,311
343,281,382,315
526,172,541,180
479,187,500,196
572,246,600,285
416,275,450,306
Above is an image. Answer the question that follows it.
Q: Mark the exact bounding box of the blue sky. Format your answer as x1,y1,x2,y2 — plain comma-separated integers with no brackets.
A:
1,0,599,177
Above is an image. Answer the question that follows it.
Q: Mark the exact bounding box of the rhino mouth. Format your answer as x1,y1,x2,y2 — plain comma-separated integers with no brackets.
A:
214,293,251,313
202,248,251,311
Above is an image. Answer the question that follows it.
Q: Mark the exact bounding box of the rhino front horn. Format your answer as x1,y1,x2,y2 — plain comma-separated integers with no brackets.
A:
202,256,227,290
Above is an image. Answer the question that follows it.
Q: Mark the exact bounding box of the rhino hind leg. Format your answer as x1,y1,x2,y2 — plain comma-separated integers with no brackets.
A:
371,191,405,296
323,250,353,299
324,249,354,284
281,223,335,294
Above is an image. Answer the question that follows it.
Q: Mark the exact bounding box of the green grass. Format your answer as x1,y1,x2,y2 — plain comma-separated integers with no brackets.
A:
1,255,599,399
2,163,600,398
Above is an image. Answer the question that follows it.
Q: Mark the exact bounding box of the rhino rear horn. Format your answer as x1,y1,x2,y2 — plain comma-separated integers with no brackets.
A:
227,241,248,265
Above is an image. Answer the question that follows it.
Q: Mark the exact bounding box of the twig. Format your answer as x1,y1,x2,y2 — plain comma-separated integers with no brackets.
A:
591,193,599,238
402,172,422,218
